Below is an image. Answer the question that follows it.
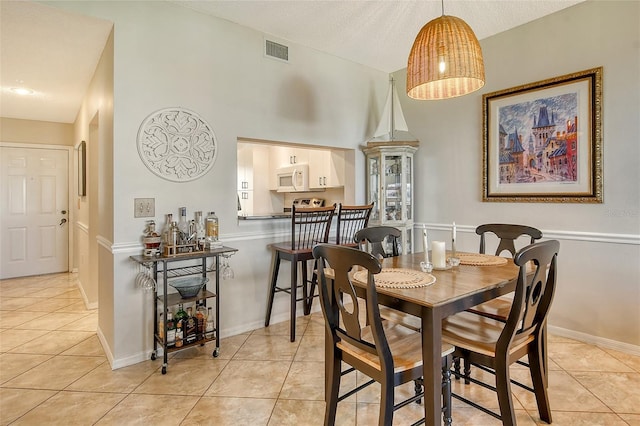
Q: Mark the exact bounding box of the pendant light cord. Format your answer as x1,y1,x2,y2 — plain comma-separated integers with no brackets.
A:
441,0,445,16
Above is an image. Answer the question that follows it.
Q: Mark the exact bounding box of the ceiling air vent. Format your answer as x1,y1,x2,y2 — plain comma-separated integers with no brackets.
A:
265,39,289,62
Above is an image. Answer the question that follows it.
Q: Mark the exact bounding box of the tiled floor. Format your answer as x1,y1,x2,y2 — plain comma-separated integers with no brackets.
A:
1,272,639,425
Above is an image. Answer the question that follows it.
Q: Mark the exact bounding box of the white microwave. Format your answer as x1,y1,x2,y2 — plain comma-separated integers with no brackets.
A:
276,164,309,192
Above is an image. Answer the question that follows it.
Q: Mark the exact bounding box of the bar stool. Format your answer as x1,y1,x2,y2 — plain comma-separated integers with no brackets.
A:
264,204,336,341
335,203,374,246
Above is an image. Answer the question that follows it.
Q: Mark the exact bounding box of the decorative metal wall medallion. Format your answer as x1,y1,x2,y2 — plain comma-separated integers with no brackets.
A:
137,107,218,182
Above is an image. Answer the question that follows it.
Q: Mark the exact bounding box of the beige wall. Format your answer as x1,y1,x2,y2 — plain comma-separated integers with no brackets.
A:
42,0,639,369
0,117,73,145
397,0,640,349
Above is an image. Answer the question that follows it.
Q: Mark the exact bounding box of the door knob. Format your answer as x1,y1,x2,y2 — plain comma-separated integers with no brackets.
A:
61,210,67,214
59,218,67,226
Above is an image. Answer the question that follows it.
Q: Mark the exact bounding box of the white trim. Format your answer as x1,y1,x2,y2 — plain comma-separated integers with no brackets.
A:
76,278,98,310
417,223,640,246
96,326,115,368
96,235,114,252
548,325,640,356
76,221,89,234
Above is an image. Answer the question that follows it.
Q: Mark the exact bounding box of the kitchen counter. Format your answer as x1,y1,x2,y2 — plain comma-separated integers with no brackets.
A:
238,213,291,220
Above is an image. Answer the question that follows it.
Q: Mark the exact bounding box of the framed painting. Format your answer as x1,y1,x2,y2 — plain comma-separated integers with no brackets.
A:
483,67,602,203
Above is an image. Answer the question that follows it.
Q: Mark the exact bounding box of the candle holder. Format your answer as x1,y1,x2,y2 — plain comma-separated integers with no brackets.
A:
447,256,461,268
420,261,433,273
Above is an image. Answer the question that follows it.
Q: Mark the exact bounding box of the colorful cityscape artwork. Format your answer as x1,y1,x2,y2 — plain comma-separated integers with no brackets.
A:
498,93,578,185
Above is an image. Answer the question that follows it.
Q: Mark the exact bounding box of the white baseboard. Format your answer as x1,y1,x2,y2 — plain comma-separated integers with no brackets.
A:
76,279,98,310
96,326,114,367
548,325,640,356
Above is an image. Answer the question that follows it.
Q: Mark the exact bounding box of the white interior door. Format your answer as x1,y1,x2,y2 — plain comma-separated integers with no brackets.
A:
0,146,69,279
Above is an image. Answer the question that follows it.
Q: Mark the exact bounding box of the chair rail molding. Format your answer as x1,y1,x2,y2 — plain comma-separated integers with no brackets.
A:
418,223,639,246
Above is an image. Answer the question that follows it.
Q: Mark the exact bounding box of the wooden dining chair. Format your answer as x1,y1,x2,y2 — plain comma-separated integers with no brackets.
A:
312,244,453,426
335,203,374,246
467,224,543,321
354,225,419,331
443,240,559,426
354,225,401,258
264,204,336,341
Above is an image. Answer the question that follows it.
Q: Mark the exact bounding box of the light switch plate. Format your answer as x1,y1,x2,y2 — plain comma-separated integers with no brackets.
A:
134,198,155,218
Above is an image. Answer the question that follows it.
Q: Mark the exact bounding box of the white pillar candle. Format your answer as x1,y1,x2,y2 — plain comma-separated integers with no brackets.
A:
422,226,429,262
432,241,446,269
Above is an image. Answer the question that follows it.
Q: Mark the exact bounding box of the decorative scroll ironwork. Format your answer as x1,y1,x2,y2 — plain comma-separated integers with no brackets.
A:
137,107,217,182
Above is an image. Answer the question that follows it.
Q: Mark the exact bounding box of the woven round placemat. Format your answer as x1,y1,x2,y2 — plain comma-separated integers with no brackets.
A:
353,268,436,289
457,253,509,266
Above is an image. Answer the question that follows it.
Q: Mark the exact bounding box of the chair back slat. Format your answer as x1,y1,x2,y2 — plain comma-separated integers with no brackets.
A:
291,204,336,250
336,203,373,245
476,223,543,258
313,244,391,364
499,240,559,350
354,226,401,258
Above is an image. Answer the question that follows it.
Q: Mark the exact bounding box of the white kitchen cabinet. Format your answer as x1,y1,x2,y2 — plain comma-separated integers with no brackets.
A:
309,150,345,189
270,146,309,169
363,142,418,254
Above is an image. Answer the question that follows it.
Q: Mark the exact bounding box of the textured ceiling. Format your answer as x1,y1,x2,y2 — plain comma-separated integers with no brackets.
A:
0,0,584,124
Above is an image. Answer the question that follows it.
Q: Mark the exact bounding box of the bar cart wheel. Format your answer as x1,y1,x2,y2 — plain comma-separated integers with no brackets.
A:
150,351,157,361
213,348,220,357
162,365,167,375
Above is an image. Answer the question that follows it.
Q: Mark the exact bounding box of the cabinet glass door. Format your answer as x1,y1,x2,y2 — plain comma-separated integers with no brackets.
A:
384,154,403,222
406,155,412,220
368,156,380,221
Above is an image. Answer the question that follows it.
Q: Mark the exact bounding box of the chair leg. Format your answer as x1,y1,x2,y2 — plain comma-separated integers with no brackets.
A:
379,379,394,426
463,356,471,385
414,378,423,404
495,360,517,426
301,260,309,314
290,257,298,342
265,251,281,327
324,355,341,426
530,343,552,423
453,356,461,381
305,259,318,316
442,355,452,426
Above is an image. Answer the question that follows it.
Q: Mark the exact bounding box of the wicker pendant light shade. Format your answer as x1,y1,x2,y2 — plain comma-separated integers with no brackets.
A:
406,15,485,100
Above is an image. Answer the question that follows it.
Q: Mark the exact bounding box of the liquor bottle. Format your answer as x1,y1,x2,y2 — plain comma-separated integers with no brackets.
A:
194,211,205,248
178,207,189,244
166,311,176,347
175,303,188,324
205,211,219,246
185,307,197,344
161,213,173,250
205,307,215,338
143,220,161,257
157,312,164,340
175,319,183,348
195,303,206,338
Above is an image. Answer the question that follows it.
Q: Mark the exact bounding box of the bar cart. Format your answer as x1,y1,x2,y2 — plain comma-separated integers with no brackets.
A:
130,246,237,374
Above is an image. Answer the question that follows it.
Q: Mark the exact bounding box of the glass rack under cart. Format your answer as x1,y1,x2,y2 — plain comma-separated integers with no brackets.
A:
130,246,238,374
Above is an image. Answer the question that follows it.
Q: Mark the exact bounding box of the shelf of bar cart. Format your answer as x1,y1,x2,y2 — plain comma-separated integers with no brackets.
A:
130,245,237,374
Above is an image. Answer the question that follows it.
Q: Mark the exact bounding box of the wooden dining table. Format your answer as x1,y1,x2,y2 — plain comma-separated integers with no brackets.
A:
343,251,521,425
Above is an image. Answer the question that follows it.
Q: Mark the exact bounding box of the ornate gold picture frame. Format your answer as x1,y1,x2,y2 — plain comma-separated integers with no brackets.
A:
483,67,602,203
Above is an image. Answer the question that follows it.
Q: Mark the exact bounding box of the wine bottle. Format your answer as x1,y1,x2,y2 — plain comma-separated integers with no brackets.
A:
195,304,206,338
158,312,164,340
175,303,188,324
175,318,183,348
185,307,197,344
166,312,176,347
205,307,214,338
